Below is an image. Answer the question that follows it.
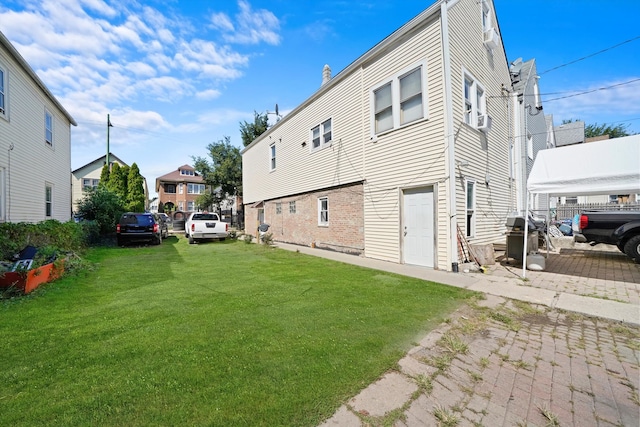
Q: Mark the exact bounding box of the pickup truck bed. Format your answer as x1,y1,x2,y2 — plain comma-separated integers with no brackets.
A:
573,210,640,261
185,213,228,244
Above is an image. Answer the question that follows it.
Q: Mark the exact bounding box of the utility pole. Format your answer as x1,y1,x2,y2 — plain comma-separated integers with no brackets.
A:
107,114,113,167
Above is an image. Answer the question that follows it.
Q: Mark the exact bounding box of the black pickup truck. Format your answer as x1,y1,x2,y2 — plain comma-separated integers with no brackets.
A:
573,210,640,261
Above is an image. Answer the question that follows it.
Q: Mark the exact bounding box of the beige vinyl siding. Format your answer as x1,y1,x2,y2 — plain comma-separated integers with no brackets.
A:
447,0,512,249
0,46,72,223
72,160,105,213
361,13,446,264
243,70,364,203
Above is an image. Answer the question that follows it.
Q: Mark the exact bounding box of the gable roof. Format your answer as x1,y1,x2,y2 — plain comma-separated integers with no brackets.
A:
0,31,77,126
156,165,203,187
71,153,127,174
554,121,585,147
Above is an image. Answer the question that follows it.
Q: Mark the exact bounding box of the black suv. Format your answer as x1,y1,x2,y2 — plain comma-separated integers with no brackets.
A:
116,212,169,246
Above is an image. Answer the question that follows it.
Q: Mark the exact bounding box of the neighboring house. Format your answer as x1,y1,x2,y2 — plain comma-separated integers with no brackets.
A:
509,58,551,215
156,165,208,214
242,0,514,271
71,153,127,214
0,30,77,223
554,120,585,147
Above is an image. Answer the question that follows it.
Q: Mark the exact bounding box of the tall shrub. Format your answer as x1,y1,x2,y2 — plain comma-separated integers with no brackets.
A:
76,187,125,235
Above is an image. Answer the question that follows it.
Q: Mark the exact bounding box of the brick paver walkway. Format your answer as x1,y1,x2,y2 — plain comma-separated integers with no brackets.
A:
320,295,640,426
489,248,640,305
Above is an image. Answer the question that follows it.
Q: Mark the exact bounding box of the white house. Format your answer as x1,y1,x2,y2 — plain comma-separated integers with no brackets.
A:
71,153,128,214
242,0,514,271
0,30,76,223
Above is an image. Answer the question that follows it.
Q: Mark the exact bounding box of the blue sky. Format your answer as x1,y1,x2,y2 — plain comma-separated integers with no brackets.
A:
1,0,638,198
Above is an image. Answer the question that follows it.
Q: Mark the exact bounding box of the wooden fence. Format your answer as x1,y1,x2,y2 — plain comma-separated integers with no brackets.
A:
554,202,640,220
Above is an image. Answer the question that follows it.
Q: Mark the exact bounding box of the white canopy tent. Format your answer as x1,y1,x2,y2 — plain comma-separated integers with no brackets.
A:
522,135,640,277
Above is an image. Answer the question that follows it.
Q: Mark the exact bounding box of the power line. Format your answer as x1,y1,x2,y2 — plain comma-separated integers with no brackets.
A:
539,35,640,75
543,78,640,103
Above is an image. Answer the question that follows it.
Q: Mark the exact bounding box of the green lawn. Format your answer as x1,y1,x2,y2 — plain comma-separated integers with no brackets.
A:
0,236,473,426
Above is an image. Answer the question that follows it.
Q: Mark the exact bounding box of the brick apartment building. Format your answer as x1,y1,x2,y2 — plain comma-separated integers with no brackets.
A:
155,165,207,215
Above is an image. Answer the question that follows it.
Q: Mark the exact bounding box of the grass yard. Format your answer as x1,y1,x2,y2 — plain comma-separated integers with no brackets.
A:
0,236,473,426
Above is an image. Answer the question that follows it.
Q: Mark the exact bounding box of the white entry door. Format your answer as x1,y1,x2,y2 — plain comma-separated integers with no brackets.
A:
403,188,435,267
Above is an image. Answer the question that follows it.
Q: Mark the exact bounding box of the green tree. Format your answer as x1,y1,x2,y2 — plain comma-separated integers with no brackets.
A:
107,163,128,201
561,119,630,139
126,163,146,212
193,136,242,208
239,111,269,147
585,122,630,139
98,164,110,188
76,187,125,235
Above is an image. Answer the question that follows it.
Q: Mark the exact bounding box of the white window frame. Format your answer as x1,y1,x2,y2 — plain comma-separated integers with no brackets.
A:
310,118,332,152
180,169,194,176
45,183,53,218
0,65,6,118
82,178,99,191
187,201,195,211
318,197,328,226
45,109,53,146
465,179,476,238
527,133,534,160
269,143,276,171
187,183,205,194
178,201,184,211
462,70,486,130
179,183,184,194
370,61,428,138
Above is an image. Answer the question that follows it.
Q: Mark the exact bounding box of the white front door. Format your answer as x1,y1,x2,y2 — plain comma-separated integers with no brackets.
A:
403,187,434,267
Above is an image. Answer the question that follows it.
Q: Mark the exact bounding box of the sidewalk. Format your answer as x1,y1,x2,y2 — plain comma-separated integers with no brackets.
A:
273,243,640,426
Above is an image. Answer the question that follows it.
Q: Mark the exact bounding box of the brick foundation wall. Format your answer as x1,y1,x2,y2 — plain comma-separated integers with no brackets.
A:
244,183,364,254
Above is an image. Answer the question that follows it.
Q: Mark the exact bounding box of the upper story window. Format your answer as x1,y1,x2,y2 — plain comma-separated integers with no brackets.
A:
311,118,332,151
187,183,205,194
481,0,492,32
83,178,99,190
481,0,499,50
269,143,276,171
276,202,282,214
371,62,427,137
289,201,296,214
180,169,195,176
0,66,6,117
179,183,184,194
45,110,53,146
164,184,176,194
463,71,486,130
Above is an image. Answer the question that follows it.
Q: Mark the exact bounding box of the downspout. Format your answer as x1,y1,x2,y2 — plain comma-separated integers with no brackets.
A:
441,1,458,271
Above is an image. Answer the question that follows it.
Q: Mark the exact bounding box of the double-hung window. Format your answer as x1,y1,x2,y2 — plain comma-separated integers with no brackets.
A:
187,201,195,211
83,178,99,190
465,180,475,238
45,184,53,217
462,72,486,129
311,118,332,151
276,203,282,214
269,143,276,171
0,66,6,117
289,201,296,214
318,197,328,226
187,183,205,194
371,61,426,137
45,110,53,146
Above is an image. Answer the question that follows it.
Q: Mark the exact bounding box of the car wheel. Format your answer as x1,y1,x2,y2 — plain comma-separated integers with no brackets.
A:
188,235,195,244
154,235,162,245
623,235,640,261
117,238,124,247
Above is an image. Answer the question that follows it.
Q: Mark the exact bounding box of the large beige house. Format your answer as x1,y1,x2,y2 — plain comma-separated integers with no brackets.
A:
71,153,129,214
0,31,76,223
242,0,514,271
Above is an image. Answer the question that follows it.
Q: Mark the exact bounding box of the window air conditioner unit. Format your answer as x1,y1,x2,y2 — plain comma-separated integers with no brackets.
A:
477,114,492,133
483,27,499,50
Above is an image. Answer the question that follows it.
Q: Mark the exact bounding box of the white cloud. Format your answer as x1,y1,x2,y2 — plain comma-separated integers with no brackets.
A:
196,89,222,100
214,0,281,45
